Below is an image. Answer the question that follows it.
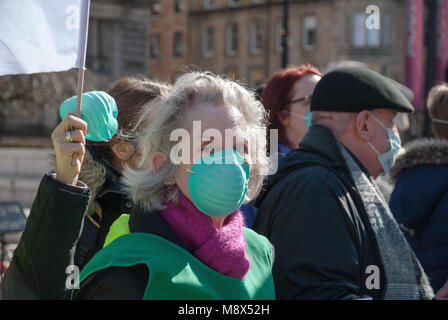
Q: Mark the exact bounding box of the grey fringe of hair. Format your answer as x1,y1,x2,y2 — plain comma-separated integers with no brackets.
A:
122,71,270,212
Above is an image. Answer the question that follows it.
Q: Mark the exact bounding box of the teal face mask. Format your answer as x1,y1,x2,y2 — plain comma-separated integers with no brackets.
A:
59,91,118,142
367,113,401,174
187,149,250,218
287,110,312,129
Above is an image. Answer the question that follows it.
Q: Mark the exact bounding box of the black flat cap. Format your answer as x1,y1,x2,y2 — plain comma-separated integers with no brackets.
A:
310,66,415,113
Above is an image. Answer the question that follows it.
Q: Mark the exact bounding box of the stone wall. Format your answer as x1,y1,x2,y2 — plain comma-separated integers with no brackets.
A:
0,147,53,209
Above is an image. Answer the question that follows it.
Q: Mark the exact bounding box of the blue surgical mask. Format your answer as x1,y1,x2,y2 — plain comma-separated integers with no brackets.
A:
187,149,250,218
287,110,312,129
367,113,401,174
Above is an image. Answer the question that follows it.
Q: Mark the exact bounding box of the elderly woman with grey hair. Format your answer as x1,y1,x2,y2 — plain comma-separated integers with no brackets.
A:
72,71,275,300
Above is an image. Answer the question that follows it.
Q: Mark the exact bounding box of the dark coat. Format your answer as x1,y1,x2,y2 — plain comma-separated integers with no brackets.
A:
390,138,448,292
1,173,91,299
73,207,188,299
252,125,386,300
1,145,134,299
73,145,135,272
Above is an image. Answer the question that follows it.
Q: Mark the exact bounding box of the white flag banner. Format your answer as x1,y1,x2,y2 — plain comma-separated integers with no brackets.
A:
0,0,90,76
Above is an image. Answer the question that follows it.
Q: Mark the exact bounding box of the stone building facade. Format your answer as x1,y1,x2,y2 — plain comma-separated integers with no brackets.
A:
185,0,407,87
146,0,189,82
0,0,410,139
87,0,152,78
0,0,154,138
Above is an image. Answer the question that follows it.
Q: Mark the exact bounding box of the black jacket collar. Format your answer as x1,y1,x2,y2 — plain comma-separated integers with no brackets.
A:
86,143,126,197
128,206,189,252
254,125,370,207
299,124,371,178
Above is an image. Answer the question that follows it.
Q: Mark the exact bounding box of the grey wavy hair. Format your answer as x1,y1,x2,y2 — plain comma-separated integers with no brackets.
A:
122,71,270,212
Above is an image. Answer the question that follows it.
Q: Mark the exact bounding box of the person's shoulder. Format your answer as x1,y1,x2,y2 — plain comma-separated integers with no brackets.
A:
75,264,148,300
277,160,344,194
256,154,346,213
393,162,448,195
242,228,273,266
243,227,269,245
391,138,448,180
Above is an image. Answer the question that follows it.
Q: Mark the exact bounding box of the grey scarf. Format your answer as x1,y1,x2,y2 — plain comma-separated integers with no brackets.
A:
338,143,434,300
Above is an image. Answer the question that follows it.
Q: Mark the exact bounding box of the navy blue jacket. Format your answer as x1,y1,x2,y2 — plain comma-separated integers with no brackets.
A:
390,138,448,292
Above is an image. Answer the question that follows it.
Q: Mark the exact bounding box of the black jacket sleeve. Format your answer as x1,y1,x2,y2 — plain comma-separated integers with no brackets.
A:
1,173,91,300
73,264,148,300
261,168,366,300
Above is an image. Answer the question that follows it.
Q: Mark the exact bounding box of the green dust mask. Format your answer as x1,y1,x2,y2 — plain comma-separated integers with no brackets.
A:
59,91,118,142
187,149,250,218
287,109,312,129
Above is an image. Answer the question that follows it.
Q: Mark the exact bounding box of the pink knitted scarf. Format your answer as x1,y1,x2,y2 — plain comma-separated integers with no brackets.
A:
159,192,250,278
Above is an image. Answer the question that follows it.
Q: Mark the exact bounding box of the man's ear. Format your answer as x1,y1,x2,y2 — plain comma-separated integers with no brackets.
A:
111,141,136,161
355,110,373,142
151,152,168,173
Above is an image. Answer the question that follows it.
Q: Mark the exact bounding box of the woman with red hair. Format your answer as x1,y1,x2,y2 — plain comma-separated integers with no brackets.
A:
242,65,321,227
262,64,322,152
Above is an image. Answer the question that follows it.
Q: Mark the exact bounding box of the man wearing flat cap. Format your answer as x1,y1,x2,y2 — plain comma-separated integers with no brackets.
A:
253,66,447,299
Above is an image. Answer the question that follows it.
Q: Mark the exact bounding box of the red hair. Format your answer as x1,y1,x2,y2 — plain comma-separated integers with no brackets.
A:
261,64,322,146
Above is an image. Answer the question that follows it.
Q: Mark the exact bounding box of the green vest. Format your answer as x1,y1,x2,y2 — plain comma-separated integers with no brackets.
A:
72,214,275,300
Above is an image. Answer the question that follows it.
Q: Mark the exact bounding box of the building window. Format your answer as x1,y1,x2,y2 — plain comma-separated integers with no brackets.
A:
226,23,238,56
383,15,391,48
202,26,214,57
87,19,115,74
352,13,366,47
250,19,263,54
342,16,349,49
302,15,317,49
228,0,239,7
173,31,183,57
275,19,285,53
174,0,183,13
352,13,380,48
367,28,380,47
151,0,161,15
149,33,160,58
203,0,214,10
381,64,390,77
249,68,264,89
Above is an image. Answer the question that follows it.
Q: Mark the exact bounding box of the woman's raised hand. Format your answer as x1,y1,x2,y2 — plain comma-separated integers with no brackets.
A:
51,112,88,186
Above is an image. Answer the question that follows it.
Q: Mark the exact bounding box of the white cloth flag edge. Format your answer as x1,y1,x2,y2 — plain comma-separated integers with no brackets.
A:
0,0,91,76
76,0,90,69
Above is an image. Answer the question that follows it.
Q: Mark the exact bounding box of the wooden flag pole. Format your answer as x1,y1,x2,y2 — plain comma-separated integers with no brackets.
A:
71,0,90,168
75,67,85,117
71,67,86,167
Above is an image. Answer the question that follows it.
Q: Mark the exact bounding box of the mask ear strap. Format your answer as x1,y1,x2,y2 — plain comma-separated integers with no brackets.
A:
182,164,195,174
367,141,381,156
369,112,387,130
286,111,308,120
